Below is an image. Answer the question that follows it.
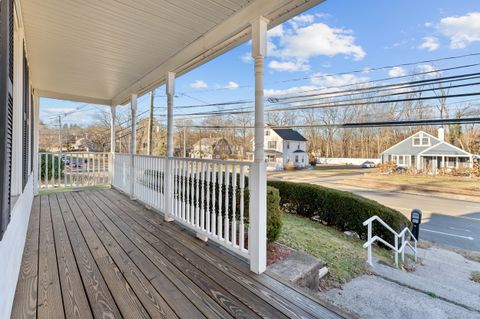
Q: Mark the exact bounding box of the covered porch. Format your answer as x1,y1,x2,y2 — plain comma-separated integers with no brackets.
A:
12,188,343,318
1,0,338,317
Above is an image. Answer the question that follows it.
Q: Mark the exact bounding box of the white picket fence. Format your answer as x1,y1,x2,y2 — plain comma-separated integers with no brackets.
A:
112,154,252,258
38,152,110,191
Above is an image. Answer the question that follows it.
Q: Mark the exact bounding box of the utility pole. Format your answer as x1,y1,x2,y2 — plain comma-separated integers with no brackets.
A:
147,90,154,155
58,115,62,152
183,127,186,157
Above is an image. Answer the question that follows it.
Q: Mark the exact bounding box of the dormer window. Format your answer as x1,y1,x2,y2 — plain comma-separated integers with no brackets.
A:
412,134,430,146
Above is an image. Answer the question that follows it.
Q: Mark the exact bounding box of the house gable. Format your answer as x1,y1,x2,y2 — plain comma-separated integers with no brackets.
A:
420,142,472,157
382,131,442,156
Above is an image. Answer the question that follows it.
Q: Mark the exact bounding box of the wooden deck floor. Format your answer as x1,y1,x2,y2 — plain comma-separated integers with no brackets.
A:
11,189,346,319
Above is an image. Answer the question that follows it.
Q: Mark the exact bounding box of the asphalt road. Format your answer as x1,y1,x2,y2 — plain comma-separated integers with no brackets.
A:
269,169,480,252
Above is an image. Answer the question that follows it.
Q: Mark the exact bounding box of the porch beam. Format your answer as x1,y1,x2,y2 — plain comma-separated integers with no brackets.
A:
36,89,112,106
249,16,268,274
129,94,137,199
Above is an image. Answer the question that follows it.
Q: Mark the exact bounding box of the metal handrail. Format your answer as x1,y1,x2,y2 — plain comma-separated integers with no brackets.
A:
363,215,417,268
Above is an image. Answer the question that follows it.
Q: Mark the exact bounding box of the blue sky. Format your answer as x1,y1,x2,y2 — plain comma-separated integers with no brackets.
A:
40,0,480,127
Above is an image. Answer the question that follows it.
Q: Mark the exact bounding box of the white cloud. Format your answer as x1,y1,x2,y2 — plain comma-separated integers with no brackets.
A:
216,81,239,90
241,52,253,64
190,80,208,89
388,67,406,77
416,64,441,77
418,36,440,51
424,22,433,27
268,25,284,38
265,16,365,73
310,73,369,87
268,60,310,72
264,86,318,97
290,14,315,29
438,12,480,49
278,23,365,61
42,107,76,114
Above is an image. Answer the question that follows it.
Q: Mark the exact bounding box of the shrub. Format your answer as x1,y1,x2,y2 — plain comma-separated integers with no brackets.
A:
377,161,397,173
266,186,282,242
267,180,410,242
244,186,283,243
40,153,65,180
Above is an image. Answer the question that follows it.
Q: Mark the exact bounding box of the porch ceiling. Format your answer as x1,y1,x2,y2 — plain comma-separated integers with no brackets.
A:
19,0,323,105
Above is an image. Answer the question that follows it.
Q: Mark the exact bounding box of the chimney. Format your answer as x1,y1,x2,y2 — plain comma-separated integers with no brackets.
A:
437,127,445,141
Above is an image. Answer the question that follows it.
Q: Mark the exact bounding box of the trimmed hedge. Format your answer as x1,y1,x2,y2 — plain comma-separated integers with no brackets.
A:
266,187,282,242
267,180,410,242
244,186,283,243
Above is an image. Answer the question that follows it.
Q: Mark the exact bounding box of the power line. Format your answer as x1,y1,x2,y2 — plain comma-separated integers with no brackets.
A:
179,52,480,95
175,117,480,130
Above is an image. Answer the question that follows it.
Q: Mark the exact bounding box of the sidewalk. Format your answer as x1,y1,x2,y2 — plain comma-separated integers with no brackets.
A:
320,246,480,319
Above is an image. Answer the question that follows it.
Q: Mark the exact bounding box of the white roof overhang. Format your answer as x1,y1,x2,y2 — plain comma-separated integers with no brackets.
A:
19,0,324,106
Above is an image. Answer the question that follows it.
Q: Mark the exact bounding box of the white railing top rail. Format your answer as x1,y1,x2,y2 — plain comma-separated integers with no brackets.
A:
363,215,399,237
363,215,417,268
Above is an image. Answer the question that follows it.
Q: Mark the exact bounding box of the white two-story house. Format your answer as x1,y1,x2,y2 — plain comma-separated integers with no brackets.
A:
252,127,308,170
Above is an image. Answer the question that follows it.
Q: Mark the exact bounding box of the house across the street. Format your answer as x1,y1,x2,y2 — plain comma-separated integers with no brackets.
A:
190,137,233,160
251,126,308,170
381,128,474,174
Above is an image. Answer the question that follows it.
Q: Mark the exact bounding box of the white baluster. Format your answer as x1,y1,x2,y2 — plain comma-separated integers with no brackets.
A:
212,164,217,236
239,165,245,251
232,164,237,247
218,163,223,240
206,163,211,234
224,164,230,243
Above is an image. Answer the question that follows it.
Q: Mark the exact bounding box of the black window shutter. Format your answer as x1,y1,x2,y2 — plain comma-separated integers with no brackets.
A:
22,45,29,190
0,0,14,240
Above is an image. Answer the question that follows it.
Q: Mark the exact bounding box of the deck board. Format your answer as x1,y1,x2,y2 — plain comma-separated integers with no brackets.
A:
12,189,346,319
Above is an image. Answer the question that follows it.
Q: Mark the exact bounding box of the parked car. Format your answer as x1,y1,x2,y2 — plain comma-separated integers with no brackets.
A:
361,161,376,168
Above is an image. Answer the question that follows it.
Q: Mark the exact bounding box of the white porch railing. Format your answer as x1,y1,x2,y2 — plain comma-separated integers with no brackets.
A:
38,152,110,191
112,154,252,259
363,215,417,268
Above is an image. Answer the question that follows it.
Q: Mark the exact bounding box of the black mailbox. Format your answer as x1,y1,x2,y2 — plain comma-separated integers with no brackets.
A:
411,209,422,240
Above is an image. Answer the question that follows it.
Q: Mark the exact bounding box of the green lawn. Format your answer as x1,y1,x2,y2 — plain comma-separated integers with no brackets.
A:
278,213,393,288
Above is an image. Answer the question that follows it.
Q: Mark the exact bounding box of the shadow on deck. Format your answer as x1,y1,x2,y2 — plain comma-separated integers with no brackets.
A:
11,188,347,318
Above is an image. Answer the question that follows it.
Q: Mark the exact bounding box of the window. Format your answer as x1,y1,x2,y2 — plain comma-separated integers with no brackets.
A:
297,144,300,150
266,155,275,163
267,141,277,149
286,142,290,149
265,130,270,136
295,155,299,163
447,157,456,168
412,135,430,146
395,155,410,166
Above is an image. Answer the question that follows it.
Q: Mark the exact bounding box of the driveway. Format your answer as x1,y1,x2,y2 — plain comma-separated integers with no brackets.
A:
269,168,480,252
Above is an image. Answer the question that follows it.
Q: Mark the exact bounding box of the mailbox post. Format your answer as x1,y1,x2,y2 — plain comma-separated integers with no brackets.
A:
411,209,422,240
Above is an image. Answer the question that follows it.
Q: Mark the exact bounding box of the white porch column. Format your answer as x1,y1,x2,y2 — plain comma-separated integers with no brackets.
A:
248,16,268,274
164,72,175,222
33,93,40,195
129,94,137,199
109,105,116,184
